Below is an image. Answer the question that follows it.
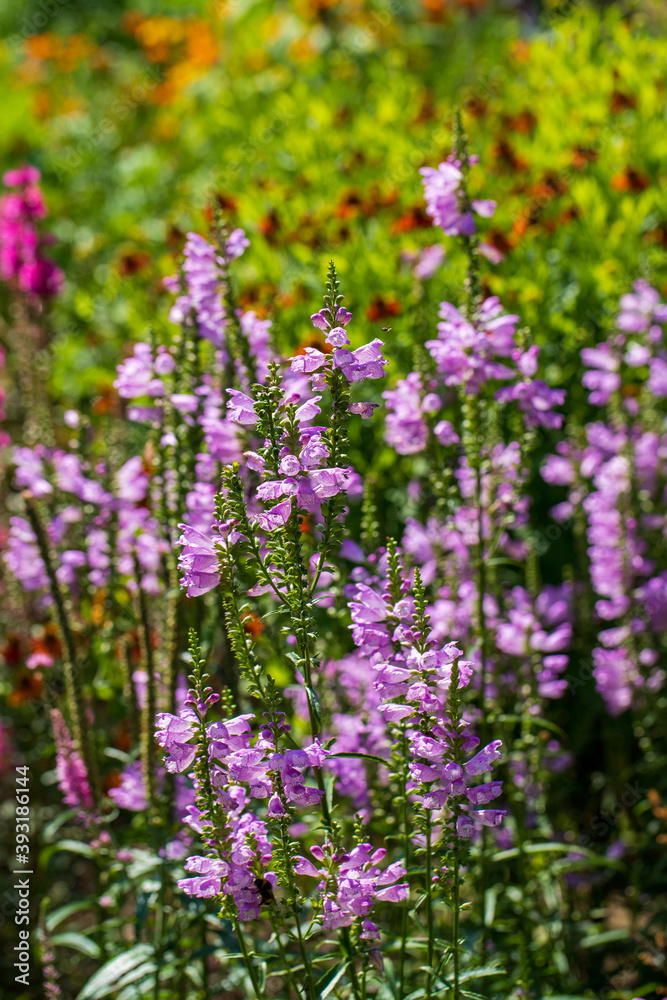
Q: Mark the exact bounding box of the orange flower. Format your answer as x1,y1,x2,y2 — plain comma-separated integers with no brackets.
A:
510,39,530,63
609,89,637,114
501,110,537,134
25,33,58,61
611,167,649,193
91,385,116,416
492,139,528,173
242,612,264,641
390,206,432,235
259,210,281,243
8,671,44,706
366,296,402,322
184,22,218,68
572,146,598,169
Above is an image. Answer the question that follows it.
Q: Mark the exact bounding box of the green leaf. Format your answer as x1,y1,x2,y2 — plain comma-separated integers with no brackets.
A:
53,839,95,858
116,961,158,991
497,714,566,738
52,932,101,959
329,751,389,766
76,944,154,1000
315,960,350,999
491,842,606,863
458,966,504,983
580,928,631,948
46,901,92,933
41,810,78,844
257,960,267,994
306,685,321,732
103,748,131,764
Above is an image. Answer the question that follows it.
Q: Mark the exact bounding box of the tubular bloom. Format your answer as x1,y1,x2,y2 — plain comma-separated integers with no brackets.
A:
0,166,63,298
50,710,93,812
541,279,667,714
157,707,327,920
164,232,229,349
294,842,408,937
420,155,495,237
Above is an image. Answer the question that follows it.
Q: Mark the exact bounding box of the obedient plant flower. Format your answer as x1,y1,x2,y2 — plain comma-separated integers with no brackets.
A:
164,232,228,349
178,522,224,597
383,372,445,455
294,841,408,937
108,760,148,812
50,709,93,812
541,279,667,714
5,516,49,592
420,155,495,236
293,300,387,390
0,166,63,298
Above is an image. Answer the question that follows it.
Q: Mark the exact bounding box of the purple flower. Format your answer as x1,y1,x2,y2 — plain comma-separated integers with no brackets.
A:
348,401,378,419
383,373,430,455
541,454,575,486
648,357,667,398
581,344,621,405
290,347,328,374
311,306,352,331
50,710,92,811
464,740,503,775
178,856,230,898
592,647,637,715
410,244,445,280
226,389,258,425
109,761,148,811
0,167,64,297
115,344,163,400
4,516,48,592
334,339,388,383
178,524,222,597
426,298,518,394
13,446,53,496
420,161,474,236
326,327,350,348
225,228,250,261
254,498,292,532
155,712,198,773
295,841,408,931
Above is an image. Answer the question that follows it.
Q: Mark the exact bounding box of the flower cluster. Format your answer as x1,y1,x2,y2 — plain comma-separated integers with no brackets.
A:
294,842,408,937
541,280,667,714
0,166,63,298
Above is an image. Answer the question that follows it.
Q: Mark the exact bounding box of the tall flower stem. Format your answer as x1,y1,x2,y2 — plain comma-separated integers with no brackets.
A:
424,814,435,1000
134,560,158,823
445,655,466,1000
232,916,265,999
23,492,99,801
452,856,461,1000
398,734,411,1000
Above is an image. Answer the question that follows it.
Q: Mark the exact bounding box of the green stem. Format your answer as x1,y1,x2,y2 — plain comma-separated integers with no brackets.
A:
153,867,166,1000
452,857,460,1000
398,732,411,1000
474,459,488,741
24,493,99,801
233,917,265,998
135,564,158,822
425,815,434,1000
341,926,362,1000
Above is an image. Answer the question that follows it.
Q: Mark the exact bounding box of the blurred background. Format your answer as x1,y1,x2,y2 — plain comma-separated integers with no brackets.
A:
0,0,665,410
